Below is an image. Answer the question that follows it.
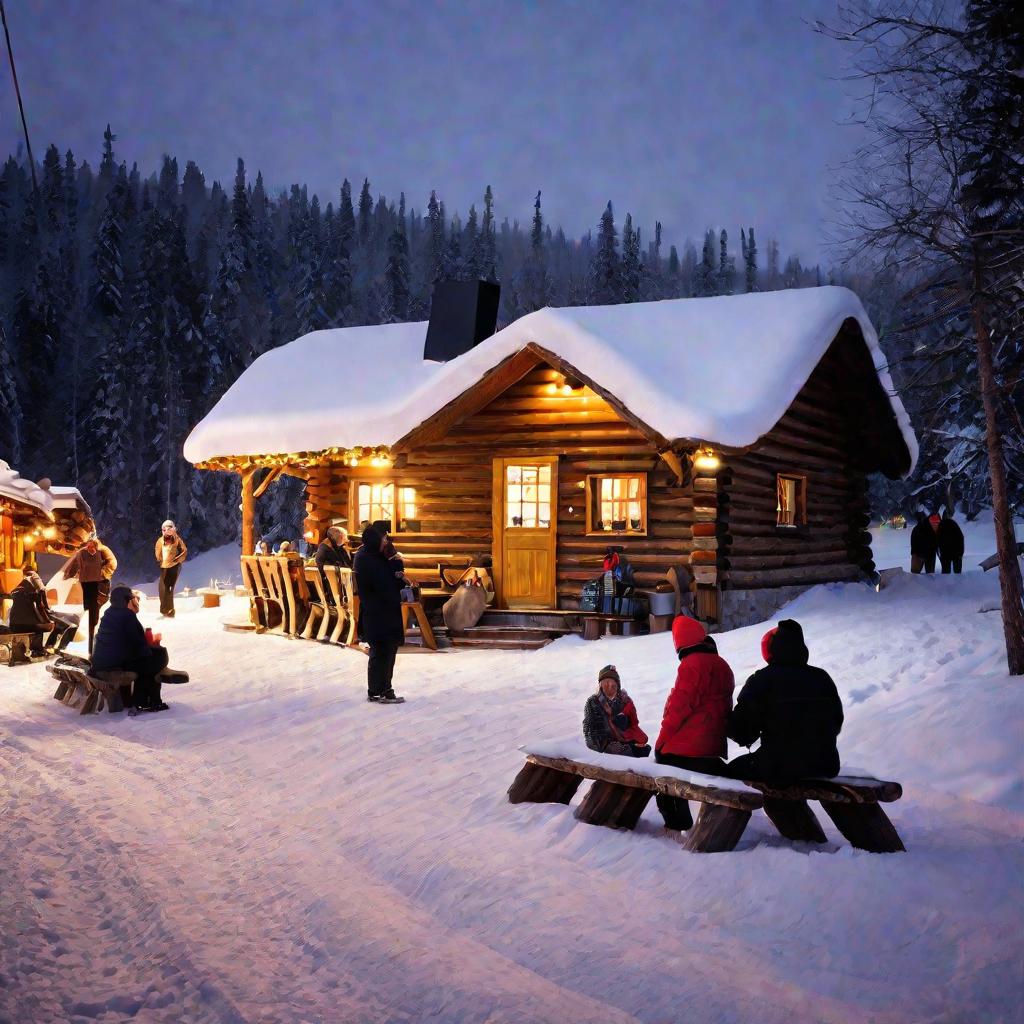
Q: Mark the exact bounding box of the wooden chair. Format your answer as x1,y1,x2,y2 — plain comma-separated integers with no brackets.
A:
251,557,286,634
401,600,438,650
302,565,334,640
266,555,308,637
323,566,357,645
240,556,280,631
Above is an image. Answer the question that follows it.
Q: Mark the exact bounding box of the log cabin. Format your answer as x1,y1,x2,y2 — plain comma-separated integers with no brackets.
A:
0,459,95,598
185,285,916,631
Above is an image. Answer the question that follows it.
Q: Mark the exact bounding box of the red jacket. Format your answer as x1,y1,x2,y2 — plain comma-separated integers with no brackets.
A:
655,648,735,758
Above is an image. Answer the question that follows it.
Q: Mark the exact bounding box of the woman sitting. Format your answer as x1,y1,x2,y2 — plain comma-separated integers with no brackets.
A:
583,665,651,757
654,615,735,831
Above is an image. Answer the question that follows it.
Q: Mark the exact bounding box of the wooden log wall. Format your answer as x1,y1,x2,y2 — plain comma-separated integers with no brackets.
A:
304,364,698,606
720,338,875,590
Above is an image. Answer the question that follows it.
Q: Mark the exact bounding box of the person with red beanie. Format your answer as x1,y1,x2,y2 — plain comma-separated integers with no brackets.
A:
728,619,844,780
654,615,735,831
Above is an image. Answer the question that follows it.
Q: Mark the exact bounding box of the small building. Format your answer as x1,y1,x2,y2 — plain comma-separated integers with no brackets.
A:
185,286,916,629
0,460,95,594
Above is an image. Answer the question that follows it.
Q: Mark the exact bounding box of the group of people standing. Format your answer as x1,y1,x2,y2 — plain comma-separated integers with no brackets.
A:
909,510,965,574
583,614,844,831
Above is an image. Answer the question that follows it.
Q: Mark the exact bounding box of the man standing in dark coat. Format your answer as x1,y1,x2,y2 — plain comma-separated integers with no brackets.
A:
937,511,965,574
92,586,170,712
909,512,939,574
352,524,405,704
727,619,844,780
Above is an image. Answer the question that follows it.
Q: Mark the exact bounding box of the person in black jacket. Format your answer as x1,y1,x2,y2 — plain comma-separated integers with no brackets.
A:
727,619,844,780
937,510,965,574
909,512,939,574
7,572,78,654
91,586,170,712
315,526,352,570
352,524,405,704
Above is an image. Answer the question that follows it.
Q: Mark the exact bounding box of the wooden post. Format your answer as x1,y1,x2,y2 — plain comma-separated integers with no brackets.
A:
241,468,256,556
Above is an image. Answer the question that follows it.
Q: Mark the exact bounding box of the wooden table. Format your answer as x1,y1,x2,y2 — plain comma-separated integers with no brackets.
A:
402,600,438,651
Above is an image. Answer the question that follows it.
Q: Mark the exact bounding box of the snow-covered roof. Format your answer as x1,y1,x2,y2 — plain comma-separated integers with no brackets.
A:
0,460,57,516
184,287,918,474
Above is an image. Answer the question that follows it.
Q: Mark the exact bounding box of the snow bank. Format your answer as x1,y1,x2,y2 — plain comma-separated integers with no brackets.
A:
1,561,1020,1022
185,288,917,473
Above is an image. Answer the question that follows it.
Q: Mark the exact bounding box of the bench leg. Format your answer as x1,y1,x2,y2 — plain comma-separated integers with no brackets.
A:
821,801,905,853
762,798,828,844
507,762,583,805
80,688,100,715
63,681,87,709
574,780,652,830
656,794,694,831
682,804,752,853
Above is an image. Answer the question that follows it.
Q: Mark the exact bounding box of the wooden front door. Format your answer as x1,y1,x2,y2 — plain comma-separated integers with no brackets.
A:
492,457,558,608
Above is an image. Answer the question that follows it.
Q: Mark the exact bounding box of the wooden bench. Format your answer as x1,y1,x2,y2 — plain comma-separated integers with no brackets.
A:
0,629,37,666
508,745,905,854
580,614,643,641
46,653,190,715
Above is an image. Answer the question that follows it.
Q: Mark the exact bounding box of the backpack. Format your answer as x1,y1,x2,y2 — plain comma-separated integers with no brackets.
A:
602,548,634,585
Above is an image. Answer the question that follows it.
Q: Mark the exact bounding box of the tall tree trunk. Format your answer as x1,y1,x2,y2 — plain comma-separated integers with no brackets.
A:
973,259,1024,675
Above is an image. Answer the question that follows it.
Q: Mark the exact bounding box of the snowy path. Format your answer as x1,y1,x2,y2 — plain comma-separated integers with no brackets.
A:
2,559,1023,1022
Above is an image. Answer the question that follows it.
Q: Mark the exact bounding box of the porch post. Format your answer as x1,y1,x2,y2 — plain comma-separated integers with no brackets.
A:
241,468,256,556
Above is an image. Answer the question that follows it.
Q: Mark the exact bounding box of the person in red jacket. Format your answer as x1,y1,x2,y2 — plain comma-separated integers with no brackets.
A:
654,615,735,831
582,665,651,757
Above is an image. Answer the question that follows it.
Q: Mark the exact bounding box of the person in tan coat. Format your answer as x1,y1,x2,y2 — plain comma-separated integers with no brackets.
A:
155,520,187,617
62,537,117,652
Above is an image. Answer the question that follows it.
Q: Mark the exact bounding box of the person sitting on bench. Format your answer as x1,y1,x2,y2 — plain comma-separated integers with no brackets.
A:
7,571,79,655
91,586,170,712
654,615,735,831
727,619,844,781
582,664,651,757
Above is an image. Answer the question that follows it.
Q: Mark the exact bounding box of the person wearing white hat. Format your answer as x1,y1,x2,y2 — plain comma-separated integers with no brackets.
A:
155,520,187,618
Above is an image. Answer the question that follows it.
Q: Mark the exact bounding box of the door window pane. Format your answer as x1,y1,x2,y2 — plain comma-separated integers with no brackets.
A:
507,464,553,528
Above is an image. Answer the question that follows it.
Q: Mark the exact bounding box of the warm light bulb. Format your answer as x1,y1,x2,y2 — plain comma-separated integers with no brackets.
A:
694,448,720,471
349,458,359,467
304,530,315,540
547,383,557,394
562,384,572,395
43,526,57,539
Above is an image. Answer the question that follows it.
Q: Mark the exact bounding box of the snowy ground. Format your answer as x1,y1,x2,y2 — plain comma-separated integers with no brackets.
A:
2,519,1022,1023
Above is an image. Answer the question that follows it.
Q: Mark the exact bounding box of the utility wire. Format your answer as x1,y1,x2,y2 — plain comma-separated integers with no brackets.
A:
1,0,38,194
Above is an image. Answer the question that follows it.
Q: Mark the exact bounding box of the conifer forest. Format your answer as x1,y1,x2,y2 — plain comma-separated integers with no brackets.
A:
0,122,1020,573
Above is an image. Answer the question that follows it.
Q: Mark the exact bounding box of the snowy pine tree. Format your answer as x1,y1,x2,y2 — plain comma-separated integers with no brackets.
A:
590,202,619,304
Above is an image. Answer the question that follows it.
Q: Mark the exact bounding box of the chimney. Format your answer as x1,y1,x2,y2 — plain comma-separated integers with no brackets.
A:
423,280,501,362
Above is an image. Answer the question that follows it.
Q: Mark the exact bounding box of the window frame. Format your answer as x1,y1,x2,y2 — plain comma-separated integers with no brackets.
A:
584,472,648,537
775,473,808,529
349,476,419,533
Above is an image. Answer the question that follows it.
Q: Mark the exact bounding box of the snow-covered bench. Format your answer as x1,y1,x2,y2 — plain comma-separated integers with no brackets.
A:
508,740,904,854
46,652,189,715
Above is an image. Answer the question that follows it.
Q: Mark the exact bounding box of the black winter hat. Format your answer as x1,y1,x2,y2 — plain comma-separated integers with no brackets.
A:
598,664,620,686
770,619,809,666
361,524,383,550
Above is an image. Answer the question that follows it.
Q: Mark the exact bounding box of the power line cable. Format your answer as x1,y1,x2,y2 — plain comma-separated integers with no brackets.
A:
1,0,38,194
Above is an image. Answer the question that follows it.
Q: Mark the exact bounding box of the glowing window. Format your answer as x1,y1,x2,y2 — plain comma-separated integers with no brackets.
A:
586,474,647,534
776,474,807,527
